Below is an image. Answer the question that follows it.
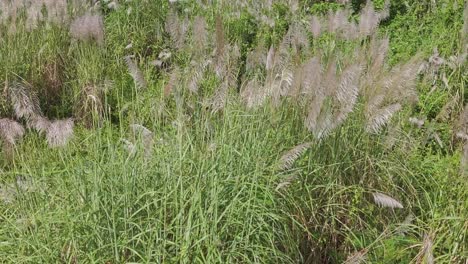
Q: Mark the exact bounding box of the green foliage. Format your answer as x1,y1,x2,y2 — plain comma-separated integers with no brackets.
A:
384,0,465,64
0,0,466,263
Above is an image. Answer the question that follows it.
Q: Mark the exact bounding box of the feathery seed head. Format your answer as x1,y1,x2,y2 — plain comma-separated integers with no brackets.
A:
30,115,51,134
278,142,312,170
193,16,208,53
310,15,322,38
124,55,148,90
372,192,404,208
366,103,402,134
9,81,42,121
0,118,25,145
46,118,74,147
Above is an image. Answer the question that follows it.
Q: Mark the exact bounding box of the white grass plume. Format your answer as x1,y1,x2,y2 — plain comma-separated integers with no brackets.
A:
289,21,309,51
266,45,276,71
301,56,322,96
303,59,336,138
457,104,468,137
240,78,266,109
275,174,298,191
165,7,188,49
359,0,381,36
305,92,326,134
245,43,267,71
0,175,45,203
0,118,25,145
456,132,468,141
9,81,42,121
43,0,69,24
372,192,404,208
46,118,74,148
323,57,338,97
309,15,322,38
0,184,16,203
368,36,389,77
164,67,180,97
30,115,51,134
192,16,208,54
414,234,434,264
289,62,304,98
2,0,68,29
187,60,210,93
366,103,402,134
70,12,105,45
436,94,459,122
208,80,229,113
335,63,362,125
278,142,312,170
125,56,148,90
409,117,425,128
75,83,106,128
383,56,422,104
328,9,350,34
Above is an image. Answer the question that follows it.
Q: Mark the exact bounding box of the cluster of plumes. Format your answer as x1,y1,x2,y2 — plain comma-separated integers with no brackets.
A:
5,81,74,148
163,9,242,113
0,0,105,44
0,0,94,33
308,0,390,39
160,1,420,139
240,1,418,138
165,6,189,50
70,12,105,45
242,34,420,139
0,0,67,31
239,0,388,38
418,46,467,175
362,37,421,134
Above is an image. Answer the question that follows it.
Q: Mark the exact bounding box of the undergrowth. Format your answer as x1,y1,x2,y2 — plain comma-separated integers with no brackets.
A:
0,0,466,263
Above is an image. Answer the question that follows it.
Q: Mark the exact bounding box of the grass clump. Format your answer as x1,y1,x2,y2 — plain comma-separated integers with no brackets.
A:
0,0,466,263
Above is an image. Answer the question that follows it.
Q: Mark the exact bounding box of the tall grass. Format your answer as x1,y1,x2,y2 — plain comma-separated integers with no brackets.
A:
0,0,466,263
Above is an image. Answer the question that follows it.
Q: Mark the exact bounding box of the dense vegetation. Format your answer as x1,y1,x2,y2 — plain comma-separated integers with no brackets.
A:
0,0,466,263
